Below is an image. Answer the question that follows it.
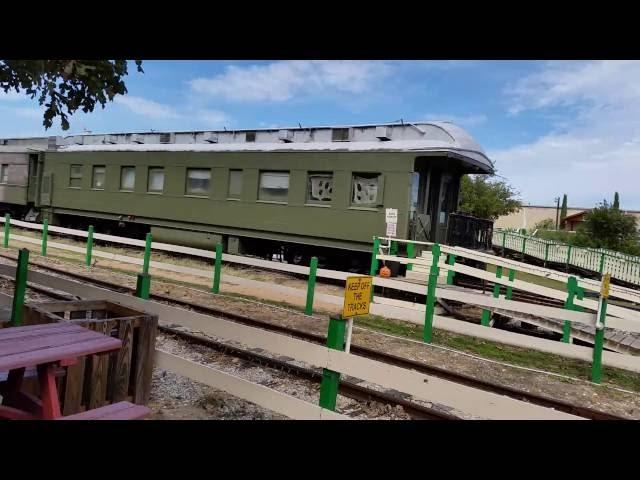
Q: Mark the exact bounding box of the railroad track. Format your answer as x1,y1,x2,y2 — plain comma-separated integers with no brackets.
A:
0,253,628,420
157,326,457,420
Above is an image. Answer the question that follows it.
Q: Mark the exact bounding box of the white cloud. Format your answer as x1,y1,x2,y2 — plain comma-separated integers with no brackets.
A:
506,60,640,115
195,109,230,127
114,95,180,119
493,61,640,208
189,61,390,102
423,113,487,127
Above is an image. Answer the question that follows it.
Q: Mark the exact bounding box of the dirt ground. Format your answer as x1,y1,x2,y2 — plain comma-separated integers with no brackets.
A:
2,247,639,419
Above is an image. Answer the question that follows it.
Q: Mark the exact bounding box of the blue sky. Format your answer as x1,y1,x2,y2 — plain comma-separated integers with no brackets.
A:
1,60,638,208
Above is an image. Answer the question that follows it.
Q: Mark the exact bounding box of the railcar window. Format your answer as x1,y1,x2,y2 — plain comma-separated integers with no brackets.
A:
186,168,211,196
307,172,333,204
69,164,83,188
120,166,136,191
228,169,243,199
148,167,165,193
258,171,289,203
0,164,8,184
245,131,256,142
351,173,380,206
92,166,106,189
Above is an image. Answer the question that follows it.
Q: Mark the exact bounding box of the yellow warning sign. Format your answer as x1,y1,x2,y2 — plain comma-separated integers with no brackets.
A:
601,273,611,298
342,276,373,318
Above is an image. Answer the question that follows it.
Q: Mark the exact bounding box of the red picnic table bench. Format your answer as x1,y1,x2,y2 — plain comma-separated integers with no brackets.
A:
0,322,150,420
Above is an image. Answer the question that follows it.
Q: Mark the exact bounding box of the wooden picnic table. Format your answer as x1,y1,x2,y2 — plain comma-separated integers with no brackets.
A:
0,322,121,420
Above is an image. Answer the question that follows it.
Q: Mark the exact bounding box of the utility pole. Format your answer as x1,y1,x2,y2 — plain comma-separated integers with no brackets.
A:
554,197,560,230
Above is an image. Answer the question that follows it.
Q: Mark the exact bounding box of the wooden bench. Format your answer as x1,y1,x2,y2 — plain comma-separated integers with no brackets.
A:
57,401,151,420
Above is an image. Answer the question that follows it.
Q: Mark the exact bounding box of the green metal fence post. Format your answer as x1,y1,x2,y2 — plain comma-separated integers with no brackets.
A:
481,265,502,326
135,273,151,300
505,269,516,300
142,232,152,275
305,256,318,315
369,236,380,301
211,243,223,294
562,276,578,343
592,284,609,384
599,253,605,274
521,236,527,261
85,225,94,267
3,213,10,248
318,316,347,411
10,248,29,327
423,243,441,343
406,241,415,271
566,245,573,272
41,219,48,257
446,254,456,285
369,237,380,276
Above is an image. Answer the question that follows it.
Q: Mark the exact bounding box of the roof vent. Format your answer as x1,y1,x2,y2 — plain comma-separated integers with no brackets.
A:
131,134,144,144
47,136,63,150
375,126,392,141
203,132,218,143
104,135,118,144
278,129,294,143
159,132,174,144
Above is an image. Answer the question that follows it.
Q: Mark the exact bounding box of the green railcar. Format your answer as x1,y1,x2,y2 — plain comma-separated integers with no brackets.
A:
0,122,493,269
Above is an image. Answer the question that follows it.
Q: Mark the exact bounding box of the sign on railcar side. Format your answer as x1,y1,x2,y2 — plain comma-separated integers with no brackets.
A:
385,208,398,238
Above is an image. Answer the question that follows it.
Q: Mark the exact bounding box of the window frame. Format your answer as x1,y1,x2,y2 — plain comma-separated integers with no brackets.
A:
331,128,350,142
92,165,106,190
227,169,243,200
185,168,212,197
69,164,83,189
147,167,165,194
0,164,8,184
306,171,334,206
257,170,290,204
349,172,384,208
120,166,136,192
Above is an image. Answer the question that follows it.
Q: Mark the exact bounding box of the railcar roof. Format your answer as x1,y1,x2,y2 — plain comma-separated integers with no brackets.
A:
59,141,490,172
0,146,40,153
56,121,493,173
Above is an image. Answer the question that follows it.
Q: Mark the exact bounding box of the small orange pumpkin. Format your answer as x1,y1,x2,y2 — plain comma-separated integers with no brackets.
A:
379,265,391,278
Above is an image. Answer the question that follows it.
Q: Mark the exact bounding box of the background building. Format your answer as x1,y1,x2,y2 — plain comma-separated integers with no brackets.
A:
495,205,640,231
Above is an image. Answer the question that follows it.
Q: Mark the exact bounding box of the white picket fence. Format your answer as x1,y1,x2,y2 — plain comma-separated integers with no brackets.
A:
492,230,640,286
